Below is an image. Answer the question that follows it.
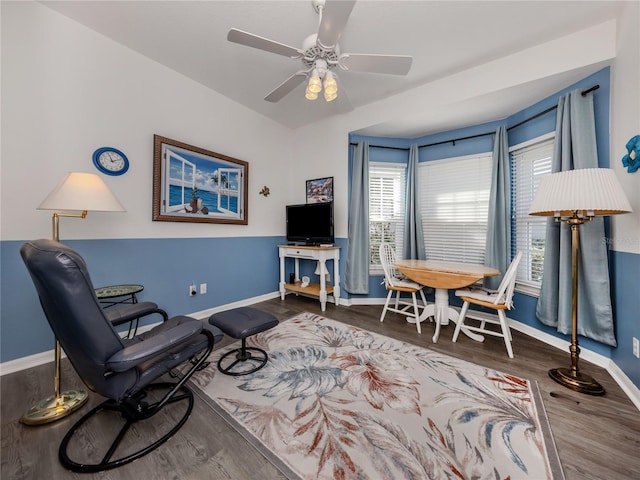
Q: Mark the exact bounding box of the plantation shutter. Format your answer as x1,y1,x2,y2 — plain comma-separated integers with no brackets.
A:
369,162,406,270
419,154,492,264
510,136,554,289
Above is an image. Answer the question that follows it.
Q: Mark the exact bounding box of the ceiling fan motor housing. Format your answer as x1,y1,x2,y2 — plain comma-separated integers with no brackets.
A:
302,34,340,71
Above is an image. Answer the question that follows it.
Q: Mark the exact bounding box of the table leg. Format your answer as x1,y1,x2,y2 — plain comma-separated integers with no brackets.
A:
410,288,485,343
319,259,327,312
279,255,286,300
332,257,340,307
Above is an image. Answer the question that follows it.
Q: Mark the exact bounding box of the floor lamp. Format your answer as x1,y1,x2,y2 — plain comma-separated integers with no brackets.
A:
529,168,632,395
21,172,125,425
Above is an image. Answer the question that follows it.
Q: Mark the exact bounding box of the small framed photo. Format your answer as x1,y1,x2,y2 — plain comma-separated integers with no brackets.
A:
306,177,333,204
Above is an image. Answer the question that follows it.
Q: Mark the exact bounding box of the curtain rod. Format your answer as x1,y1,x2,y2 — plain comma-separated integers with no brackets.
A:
351,84,599,151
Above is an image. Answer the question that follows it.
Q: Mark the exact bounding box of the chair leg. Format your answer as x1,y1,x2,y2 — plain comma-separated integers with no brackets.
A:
498,310,514,358
216,338,269,376
58,328,214,473
452,301,469,343
59,382,194,473
380,290,393,323
418,288,428,313
411,292,421,334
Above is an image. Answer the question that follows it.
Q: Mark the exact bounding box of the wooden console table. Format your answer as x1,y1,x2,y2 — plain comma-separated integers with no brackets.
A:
278,245,340,311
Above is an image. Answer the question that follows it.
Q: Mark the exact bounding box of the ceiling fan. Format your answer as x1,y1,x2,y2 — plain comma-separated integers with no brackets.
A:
227,0,413,104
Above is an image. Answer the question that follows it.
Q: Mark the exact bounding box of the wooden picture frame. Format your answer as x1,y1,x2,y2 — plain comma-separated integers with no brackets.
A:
153,135,248,224
306,176,333,204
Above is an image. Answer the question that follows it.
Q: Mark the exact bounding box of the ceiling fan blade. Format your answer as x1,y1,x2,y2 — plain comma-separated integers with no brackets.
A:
264,71,308,102
339,54,413,75
317,0,356,50
227,29,302,58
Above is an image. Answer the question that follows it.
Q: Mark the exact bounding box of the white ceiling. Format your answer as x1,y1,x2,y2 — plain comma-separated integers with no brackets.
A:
40,0,622,138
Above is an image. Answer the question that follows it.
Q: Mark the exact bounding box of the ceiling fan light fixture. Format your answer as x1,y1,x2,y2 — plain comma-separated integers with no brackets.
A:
227,0,411,106
305,86,318,100
323,71,337,95
324,90,337,102
308,69,322,93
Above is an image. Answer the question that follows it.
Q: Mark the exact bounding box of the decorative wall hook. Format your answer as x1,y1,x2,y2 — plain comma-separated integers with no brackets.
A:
259,186,271,197
621,134,639,173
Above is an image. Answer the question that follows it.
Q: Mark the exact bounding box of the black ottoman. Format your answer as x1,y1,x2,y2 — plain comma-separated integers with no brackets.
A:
208,307,279,376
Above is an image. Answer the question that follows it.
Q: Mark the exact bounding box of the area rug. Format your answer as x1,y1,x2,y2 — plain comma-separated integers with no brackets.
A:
190,312,564,480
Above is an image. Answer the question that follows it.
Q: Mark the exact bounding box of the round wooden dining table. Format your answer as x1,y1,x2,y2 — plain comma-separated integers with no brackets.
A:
395,259,499,343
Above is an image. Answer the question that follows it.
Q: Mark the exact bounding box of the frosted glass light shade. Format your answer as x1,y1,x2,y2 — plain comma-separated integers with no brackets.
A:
305,86,318,100
38,172,126,212
308,70,322,94
529,168,632,217
324,91,337,102
323,72,337,95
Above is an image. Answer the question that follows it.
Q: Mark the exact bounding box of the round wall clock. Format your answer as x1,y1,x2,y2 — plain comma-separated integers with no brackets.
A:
92,147,129,176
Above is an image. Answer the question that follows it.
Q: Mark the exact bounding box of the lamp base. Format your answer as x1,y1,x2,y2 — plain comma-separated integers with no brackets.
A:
548,367,605,396
20,390,89,425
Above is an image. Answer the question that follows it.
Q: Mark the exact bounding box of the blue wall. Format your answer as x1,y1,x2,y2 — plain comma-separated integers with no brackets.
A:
0,235,349,362
1,236,285,362
611,251,640,387
348,68,640,387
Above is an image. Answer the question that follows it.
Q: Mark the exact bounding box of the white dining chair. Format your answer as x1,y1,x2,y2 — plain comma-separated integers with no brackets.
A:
379,243,429,334
452,251,522,358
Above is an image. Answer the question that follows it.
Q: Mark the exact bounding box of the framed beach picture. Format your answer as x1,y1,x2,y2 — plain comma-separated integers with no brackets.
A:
306,176,333,204
152,135,248,224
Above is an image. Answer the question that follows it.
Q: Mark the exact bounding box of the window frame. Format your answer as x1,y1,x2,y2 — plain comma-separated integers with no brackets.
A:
509,132,555,297
368,161,407,275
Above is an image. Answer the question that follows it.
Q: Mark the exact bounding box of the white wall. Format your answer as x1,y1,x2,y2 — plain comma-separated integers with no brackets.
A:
610,1,640,255
1,1,295,243
3,2,637,250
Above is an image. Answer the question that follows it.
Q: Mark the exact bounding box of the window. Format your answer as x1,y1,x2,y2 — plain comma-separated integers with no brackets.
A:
419,154,492,264
510,134,554,293
369,162,406,273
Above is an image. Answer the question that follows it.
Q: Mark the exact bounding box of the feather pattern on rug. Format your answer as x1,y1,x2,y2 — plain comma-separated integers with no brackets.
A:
191,312,564,480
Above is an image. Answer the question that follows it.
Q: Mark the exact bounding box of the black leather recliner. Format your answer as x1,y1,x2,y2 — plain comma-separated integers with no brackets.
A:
20,239,224,473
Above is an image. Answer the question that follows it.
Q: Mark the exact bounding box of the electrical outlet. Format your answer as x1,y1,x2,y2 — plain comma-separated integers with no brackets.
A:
189,284,197,296
200,283,207,294
633,337,639,359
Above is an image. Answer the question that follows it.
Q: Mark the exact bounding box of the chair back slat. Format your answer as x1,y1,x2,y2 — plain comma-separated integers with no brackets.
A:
492,251,523,308
379,243,403,288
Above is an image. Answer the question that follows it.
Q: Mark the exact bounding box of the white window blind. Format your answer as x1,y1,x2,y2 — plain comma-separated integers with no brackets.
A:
369,162,406,271
510,136,554,290
419,154,492,264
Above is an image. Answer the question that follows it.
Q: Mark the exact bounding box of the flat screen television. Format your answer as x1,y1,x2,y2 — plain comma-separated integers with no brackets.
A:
286,202,334,245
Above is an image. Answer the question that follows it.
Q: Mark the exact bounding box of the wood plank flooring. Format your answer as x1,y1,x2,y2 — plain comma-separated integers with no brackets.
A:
2,296,639,479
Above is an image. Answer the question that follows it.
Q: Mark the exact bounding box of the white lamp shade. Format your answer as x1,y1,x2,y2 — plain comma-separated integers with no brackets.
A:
529,168,632,217
38,172,126,212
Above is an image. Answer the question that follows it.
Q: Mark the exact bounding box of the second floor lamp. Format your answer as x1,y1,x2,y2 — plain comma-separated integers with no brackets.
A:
529,168,632,395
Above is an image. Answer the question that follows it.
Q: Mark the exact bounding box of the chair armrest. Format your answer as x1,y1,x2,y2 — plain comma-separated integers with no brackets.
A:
105,302,168,326
106,321,203,372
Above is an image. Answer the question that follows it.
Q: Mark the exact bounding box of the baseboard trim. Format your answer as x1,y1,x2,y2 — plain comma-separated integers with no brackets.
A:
2,293,639,411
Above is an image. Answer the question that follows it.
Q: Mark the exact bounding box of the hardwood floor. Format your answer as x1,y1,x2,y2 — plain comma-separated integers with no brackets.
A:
2,296,639,479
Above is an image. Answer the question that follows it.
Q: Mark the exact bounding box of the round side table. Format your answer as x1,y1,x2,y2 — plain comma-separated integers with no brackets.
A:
95,284,144,307
95,284,145,337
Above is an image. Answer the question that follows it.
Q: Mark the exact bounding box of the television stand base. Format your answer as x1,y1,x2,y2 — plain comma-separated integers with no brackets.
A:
278,244,341,312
